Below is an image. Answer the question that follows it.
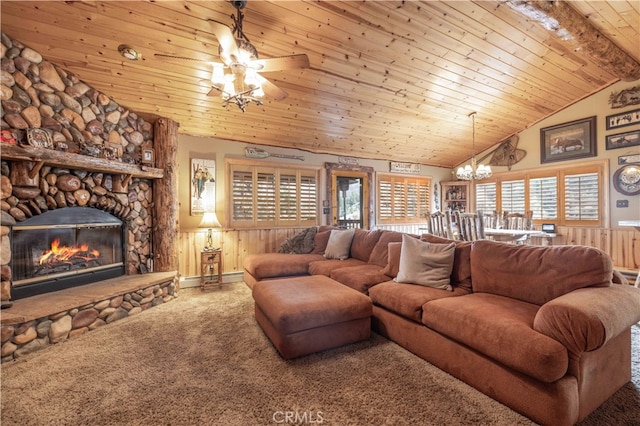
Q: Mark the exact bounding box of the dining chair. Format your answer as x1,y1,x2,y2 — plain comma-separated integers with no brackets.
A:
482,210,501,230
427,211,454,240
502,211,533,244
455,210,485,241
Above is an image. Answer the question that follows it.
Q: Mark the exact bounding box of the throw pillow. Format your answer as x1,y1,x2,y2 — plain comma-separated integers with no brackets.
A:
395,234,455,291
310,230,332,254
277,227,317,254
381,242,402,278
324,229,355,260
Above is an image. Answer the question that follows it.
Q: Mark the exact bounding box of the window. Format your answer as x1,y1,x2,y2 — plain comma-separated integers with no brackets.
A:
377,174,430,223
529,177,557,220
564,172,599,221
228,159,320,228
501,180,525,213
475,182,496,213
473,161,605,226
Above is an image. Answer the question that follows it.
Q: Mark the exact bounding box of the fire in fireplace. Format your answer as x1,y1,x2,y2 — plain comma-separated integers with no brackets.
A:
11,207,125,299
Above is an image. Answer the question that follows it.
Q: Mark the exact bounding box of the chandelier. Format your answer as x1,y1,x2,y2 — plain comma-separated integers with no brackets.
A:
456,112,492,180
209,2,264,112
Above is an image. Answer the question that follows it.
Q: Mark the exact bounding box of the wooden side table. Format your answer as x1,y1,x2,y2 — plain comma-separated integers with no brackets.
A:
200,250,222,290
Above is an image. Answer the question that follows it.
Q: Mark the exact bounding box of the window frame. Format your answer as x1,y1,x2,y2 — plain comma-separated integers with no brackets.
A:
226,157,321,229
473,160,608,227
376,172,431,224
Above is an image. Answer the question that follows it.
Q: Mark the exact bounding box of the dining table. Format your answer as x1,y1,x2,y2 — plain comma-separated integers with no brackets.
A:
484,228,556,245
618,220,640,287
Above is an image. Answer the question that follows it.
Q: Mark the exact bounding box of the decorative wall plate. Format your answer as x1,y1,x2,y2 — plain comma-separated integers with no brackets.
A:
613,163,640,196
26,128,53,149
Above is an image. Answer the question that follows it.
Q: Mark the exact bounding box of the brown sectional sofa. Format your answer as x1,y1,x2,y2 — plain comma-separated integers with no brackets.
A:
243,227,640,425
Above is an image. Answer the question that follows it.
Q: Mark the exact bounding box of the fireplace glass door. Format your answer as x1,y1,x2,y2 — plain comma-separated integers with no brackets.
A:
10,207,125,299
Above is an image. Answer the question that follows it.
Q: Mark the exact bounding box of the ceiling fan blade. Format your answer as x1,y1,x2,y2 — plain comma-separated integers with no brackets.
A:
252,54,310,73
208,19,239,63
257,74,288,101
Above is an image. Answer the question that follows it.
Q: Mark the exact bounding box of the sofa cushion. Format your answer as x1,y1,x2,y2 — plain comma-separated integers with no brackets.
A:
368,230,405,267
243,253,325,280
308,258,367,276
421,234,472,291
422,293,568,383
329,264,392,293
324,229,355,260
369,280,469,323
471,240,613,305
350,228,382,262
395,235,455,291
310,229,332,255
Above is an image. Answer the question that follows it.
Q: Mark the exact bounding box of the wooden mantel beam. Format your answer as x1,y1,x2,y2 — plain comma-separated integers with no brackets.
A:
0,144,164,179
507,0,640,81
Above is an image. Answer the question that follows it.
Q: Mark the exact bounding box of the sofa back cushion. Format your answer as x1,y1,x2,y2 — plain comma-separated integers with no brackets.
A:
350,228,383,262
368,230,405,267
421,234,472,291
471,240,613,305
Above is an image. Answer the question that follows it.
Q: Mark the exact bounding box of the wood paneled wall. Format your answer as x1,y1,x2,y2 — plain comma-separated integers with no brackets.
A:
178,226,640,279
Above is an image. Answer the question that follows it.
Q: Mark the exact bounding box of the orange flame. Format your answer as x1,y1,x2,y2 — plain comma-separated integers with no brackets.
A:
39,239,100,265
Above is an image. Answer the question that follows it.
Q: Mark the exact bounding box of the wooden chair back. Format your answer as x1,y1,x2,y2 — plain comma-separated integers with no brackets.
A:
503,211,533,230
455,210,485,241
427,211,454,239
482,210,501,229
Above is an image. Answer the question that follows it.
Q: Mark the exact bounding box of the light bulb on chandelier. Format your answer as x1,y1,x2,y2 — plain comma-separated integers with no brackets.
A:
456,112,492,180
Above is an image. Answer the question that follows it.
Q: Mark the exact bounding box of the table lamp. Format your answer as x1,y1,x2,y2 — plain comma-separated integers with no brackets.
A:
199,211,221,251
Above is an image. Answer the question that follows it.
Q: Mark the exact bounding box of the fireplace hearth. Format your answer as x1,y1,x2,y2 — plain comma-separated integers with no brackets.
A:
10,207,125,300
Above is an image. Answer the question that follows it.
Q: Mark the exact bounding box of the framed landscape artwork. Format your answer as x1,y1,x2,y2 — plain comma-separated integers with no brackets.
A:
540,116,597,164
605,108,640,130
606,129,640,151
190,158,216,215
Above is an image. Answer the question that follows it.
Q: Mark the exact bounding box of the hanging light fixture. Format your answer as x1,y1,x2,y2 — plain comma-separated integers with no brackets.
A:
456,112,492,180
208,1,264,112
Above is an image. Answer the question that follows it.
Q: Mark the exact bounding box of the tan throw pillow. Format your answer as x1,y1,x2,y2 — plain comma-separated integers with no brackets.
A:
395,234,455,291
324,229,355,260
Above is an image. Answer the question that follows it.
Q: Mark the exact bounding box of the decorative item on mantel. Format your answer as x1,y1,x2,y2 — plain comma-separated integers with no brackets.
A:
456,112,492,180
200,211,222,251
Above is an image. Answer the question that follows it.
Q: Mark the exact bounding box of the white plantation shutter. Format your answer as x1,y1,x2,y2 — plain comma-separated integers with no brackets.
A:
529,177,557,220
564,172,599,221
377,174,430,223
229,162,319,228
501,180,525,213
378,180,393,220
475,182,496,213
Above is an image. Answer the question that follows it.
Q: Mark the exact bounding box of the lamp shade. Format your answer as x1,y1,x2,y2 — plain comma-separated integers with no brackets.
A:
199,211,221,229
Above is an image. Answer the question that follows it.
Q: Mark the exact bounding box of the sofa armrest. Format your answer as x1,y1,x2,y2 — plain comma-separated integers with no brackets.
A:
533,285,640,354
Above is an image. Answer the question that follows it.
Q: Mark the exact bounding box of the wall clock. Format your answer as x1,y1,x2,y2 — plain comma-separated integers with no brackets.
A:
613,163,640,196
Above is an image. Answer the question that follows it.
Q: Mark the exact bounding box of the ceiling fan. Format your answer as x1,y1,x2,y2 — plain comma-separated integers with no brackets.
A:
154,0,309,112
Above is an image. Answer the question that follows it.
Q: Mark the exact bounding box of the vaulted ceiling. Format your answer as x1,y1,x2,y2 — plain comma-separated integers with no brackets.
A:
2,1,639,168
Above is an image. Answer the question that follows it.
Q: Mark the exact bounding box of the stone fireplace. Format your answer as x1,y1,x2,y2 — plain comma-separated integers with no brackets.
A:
1,32,180,362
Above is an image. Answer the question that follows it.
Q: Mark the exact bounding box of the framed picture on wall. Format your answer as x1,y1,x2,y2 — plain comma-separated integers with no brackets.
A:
605,108,640,130
191,158,216,215
606,129,640,150
540,116,597,164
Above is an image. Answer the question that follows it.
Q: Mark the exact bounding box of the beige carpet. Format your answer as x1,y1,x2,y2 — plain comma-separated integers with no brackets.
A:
1,282,639,426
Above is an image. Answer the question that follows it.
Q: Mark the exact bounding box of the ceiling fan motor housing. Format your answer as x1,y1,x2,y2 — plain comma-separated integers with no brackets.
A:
231,1,247,10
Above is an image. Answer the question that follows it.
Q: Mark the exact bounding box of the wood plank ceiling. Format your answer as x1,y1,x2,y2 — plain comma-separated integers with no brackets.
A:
1,1,639,168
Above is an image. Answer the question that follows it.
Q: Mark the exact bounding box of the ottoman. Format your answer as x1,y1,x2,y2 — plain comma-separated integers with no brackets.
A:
252,275,373,359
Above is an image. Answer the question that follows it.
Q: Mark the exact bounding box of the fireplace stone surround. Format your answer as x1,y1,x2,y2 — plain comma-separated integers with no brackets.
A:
1,32,180,362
